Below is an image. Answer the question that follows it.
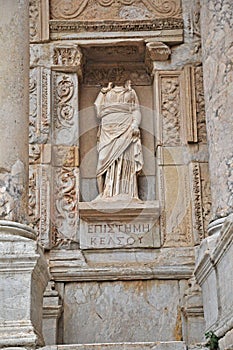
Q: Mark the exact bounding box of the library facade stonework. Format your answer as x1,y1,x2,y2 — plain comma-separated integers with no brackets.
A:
0,0,233,349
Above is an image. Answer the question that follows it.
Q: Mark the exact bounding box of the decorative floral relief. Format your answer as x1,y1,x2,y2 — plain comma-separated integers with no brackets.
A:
161,76,181,146
29,0,40,42
52,167,79,247
56,75,74,129
53,46,83,67
52,72,79,146
50,0,182,20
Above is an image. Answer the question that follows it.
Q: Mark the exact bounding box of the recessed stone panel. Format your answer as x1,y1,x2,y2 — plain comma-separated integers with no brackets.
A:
63,280,181,344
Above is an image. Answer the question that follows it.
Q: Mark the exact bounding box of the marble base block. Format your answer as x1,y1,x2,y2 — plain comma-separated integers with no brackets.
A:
0,221,50,348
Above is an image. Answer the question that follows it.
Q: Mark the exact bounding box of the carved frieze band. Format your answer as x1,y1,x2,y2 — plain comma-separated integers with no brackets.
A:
50,18,183,34
50,0,182,20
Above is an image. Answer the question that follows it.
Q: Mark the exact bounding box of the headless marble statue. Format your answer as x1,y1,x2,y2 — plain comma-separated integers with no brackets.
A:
94,80,143,200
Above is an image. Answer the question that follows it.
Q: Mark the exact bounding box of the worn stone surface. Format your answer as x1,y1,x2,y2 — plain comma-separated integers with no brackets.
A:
0,0,29,222
200,0,233,220
43,282,62,346
195,215,233,337
42,342,186,350
219,328,233,350
0,221,50,347
63,280,181,344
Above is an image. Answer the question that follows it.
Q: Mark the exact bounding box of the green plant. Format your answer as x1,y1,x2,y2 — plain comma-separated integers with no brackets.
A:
205,331,219,350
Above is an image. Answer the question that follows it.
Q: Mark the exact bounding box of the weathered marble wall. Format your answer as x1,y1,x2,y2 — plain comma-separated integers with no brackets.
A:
200,0,233,221
63,280,182,344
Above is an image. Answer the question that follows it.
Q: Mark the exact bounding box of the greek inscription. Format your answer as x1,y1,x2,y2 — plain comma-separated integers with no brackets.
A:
87,223,151,234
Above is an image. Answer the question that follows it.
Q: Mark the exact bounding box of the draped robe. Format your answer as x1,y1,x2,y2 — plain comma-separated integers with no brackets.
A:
94,85,143,200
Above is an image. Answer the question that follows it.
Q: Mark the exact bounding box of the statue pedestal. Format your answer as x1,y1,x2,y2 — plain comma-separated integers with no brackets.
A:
79,200,160,249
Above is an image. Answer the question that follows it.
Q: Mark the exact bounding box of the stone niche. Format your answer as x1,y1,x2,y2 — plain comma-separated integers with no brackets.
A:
79,41,160,250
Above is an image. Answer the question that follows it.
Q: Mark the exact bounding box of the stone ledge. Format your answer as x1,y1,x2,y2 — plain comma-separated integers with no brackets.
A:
48,247,195,281
79,200,160,222
0,321,42,348
41,341,186,350
0,220,36,240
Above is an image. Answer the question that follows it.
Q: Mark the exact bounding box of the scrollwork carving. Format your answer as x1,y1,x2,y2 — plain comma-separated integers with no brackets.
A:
52,167,79,247
56,75,74,129
29,71,38,144
50,0,182,20
143,0,181,18
50,0,89,19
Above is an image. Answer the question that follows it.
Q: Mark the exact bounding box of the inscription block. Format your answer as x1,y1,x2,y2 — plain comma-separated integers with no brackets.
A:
79,200,160,250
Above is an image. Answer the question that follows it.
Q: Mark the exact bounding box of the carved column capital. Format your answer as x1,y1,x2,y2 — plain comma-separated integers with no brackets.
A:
52,44,84,80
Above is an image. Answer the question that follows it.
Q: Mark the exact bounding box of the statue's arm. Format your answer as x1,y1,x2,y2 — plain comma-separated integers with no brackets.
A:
131,90,141,128
94,91,105,118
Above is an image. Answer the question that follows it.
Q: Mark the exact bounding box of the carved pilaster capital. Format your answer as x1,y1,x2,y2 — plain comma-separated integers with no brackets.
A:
52,44,84,80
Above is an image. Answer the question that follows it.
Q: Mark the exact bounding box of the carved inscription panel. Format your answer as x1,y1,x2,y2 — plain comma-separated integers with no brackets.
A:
80,220,160,249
